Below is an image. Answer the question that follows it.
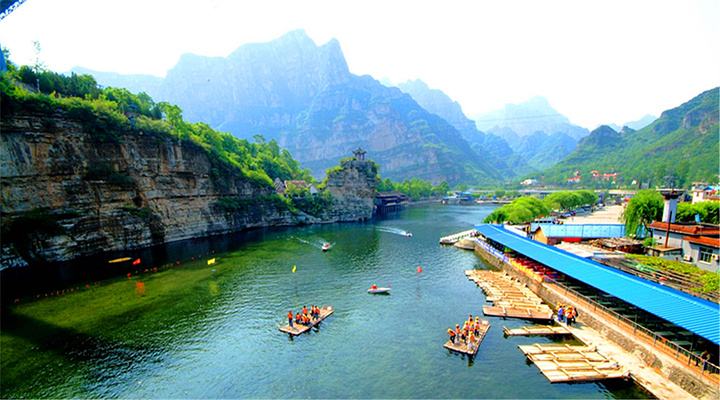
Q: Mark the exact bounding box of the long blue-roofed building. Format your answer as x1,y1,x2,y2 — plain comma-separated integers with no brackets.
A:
475,223,720,346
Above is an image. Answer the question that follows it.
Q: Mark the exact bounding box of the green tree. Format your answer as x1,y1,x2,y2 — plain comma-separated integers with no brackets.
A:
433,181,450,196
484,196,550,224
623,190,663,238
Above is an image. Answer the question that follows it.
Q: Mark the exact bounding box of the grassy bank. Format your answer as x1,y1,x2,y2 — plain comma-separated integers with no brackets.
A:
0,257,234,397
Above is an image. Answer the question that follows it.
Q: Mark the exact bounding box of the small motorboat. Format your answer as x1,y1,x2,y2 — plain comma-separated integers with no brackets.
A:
321,242,331,252
368,285,391,294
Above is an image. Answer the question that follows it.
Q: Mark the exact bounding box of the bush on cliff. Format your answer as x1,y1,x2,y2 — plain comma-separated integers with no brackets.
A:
1,65,312,190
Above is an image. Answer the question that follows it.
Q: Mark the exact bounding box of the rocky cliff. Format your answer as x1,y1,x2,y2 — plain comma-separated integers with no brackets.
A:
77,30,500,185
0,109,376,268
325,158,378,221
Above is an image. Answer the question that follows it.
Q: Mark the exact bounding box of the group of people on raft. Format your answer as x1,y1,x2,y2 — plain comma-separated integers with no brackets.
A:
287,305,322,328
447,314,486,348
557,304,578,325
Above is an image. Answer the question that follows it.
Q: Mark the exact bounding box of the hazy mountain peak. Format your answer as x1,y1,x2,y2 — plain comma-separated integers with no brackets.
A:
397,79,474,137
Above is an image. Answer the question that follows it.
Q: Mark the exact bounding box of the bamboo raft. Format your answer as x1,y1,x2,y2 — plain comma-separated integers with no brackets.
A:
443,320,491,355
279,306,334,336
483,306,553,320
518,344,628,383
466,270,554,321
503,325,572,336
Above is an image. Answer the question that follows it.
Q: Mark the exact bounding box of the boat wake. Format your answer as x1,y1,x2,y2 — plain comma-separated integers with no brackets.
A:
376,226,413,237
293,237,333,250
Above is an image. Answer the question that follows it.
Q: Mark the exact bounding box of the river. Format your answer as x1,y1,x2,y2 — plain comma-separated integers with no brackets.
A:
0,204,651,398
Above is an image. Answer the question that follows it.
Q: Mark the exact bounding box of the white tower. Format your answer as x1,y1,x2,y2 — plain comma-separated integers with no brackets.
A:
659,188,683,223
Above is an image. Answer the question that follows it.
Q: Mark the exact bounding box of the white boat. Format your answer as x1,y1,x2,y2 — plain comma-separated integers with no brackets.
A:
368,287,391,294
321,242,331,252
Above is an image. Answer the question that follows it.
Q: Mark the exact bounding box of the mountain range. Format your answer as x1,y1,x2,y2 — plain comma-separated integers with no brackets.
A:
396,79,529,177
74,30,715,188
76,30,500,185
543,88,719,187
473,97,590,170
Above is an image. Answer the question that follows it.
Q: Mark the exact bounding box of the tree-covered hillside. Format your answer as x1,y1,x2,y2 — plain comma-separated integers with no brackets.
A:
2,64,313,189
542,88,719,187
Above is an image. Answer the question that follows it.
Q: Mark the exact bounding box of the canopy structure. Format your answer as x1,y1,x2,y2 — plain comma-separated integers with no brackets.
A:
475,224,720,344
530,223,625,239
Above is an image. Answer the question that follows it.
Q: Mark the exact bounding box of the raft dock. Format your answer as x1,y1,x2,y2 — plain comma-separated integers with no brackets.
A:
466,270,554,321
518,343,628,383
444,320,491,355
503,325,572,336
439,229,477,245
279,306,334,336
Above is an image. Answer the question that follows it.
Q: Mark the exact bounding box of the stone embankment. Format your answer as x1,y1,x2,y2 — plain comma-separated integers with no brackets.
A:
1,110,376,268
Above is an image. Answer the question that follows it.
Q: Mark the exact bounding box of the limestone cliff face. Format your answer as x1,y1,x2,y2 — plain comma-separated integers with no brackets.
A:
0,110,375,267
325,159,378,221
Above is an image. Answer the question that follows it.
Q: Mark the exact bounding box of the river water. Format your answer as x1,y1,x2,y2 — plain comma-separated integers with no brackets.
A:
0,204,651,398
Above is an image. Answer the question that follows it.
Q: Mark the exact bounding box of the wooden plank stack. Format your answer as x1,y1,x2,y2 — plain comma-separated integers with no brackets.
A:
465,270,554,321
518,343,628,383
503,325,572,336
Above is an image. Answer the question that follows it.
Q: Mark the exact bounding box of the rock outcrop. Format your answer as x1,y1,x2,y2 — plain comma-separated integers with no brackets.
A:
325,158,378,221
0,109,376,268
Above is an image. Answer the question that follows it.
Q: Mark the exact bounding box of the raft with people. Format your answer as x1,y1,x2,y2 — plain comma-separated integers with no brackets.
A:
279,305,334,336
444,314,491,356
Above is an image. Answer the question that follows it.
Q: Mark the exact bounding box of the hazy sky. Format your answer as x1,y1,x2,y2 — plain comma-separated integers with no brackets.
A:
1,0,718,128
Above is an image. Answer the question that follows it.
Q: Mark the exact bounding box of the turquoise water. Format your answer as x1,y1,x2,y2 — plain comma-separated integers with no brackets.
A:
1,205,651,398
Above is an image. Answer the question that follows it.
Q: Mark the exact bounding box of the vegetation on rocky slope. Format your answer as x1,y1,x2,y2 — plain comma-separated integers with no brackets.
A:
541,88,719,187
1,64,312,189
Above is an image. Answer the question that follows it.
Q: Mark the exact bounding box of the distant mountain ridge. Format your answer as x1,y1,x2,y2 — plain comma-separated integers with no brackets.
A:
543,88,719,186
472,97,589,170
396,79,531,177
75,30,500,184
607,114,657,133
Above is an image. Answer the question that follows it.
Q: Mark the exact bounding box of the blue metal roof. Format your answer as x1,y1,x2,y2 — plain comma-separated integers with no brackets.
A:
475,224,720,344
530,223,626,238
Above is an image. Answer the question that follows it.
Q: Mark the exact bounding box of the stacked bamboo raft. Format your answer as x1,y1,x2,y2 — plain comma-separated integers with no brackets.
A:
465,270,554,320
279,306,334,336
503,325,572,336
443,320,491,355
518,343,628,383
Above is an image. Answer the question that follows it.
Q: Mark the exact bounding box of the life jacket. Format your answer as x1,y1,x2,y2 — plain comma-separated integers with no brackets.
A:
303,307,308,315
288,312,293,320
448,329,455,336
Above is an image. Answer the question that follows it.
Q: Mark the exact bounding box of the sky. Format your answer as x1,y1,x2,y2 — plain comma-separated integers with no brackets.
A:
0,0,718,129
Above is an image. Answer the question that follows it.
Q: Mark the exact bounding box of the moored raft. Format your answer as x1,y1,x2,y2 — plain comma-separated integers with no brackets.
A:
443,320,491,356
465,270,554,321
518,343,628,383
483,305,554,321
279,305,334,336
503,325,572,336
